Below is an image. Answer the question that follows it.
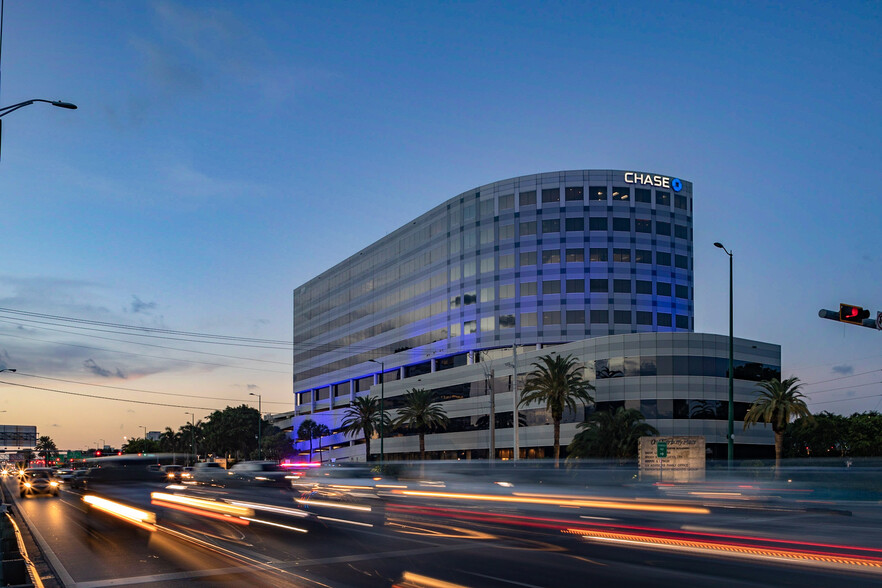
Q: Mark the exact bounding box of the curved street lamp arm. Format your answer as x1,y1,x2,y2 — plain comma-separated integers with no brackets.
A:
0,99,78,118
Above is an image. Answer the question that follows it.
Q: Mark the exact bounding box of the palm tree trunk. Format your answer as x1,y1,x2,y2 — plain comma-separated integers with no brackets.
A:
309,438,313,463
420,433,426,461
774,430,783,472
365,434,371,462
552,419,562,468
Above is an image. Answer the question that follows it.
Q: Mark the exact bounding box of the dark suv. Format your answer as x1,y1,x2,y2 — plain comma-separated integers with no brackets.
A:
19,468,60,498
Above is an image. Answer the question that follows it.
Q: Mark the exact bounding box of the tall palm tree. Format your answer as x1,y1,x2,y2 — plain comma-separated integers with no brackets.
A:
339,396,390,462
35,436,57,465
519,353,595,468
744,376,813,469
315,424,331,464
393,388,449,460
568,407,658,460
297,419,321,462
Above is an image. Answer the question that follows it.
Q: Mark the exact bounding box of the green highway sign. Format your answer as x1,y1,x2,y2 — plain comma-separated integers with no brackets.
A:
657,442,668,458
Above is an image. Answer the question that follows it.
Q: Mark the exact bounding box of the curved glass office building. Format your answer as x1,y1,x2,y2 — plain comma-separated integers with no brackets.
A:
290,170,776,461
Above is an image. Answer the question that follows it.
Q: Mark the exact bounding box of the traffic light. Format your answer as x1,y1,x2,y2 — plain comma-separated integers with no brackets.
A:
839,304,870,324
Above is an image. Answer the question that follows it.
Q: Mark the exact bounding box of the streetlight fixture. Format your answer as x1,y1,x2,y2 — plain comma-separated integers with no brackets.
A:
185,412,196,465
368,359,385,468
0,99,77,119
249,392,262,460
714,242,735,469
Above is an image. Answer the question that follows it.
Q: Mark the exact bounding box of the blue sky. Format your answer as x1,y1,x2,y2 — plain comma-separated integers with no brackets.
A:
1,1,880,449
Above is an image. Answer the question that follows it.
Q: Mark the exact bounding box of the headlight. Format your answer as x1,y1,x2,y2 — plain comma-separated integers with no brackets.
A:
50,481,59,487
167,473,175,479
23,482,31,488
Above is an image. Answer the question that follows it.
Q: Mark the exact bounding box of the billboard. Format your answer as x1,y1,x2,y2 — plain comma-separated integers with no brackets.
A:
0,425,38,449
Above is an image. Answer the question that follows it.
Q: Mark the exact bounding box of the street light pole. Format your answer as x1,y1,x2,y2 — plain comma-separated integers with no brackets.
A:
714,242,735,470
250,392,262,460
0,99,77,118
368,359,385,467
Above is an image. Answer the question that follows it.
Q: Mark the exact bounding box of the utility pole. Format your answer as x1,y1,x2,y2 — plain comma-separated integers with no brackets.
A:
488,367,495,460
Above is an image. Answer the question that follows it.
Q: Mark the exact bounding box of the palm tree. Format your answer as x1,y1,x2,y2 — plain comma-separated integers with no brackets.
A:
315,424,331,463
297,419,321,462
568,407,658,460
340,396,390,462
393,388,449,460
35,436,57,465
744,376,813,470
519,353,595,468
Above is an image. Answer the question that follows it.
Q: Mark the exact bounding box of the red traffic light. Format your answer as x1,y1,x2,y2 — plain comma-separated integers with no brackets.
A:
839,303,869,324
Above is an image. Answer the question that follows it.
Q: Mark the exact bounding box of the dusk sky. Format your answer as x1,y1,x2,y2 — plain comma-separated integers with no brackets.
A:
1,1,880,449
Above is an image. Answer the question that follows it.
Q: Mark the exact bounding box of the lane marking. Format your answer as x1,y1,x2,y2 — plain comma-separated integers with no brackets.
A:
458,570,546,587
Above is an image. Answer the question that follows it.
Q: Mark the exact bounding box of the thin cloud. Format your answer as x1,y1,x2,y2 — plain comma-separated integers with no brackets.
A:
832,364,854,376
84,359,127,379
129,295,158,315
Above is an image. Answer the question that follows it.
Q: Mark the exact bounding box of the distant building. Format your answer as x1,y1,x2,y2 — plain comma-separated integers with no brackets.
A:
289,170,777,461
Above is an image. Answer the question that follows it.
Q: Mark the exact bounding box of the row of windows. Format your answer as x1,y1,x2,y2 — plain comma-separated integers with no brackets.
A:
510,217,689,236
595,400,752,421
450,280,691,304
499,187,688,209
451,250,690,278
449,310,690,335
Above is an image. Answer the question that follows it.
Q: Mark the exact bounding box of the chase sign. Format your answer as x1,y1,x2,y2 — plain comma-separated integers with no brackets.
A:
624,172,683,192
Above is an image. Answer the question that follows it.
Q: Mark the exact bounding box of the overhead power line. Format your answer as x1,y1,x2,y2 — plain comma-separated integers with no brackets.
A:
0,379,219,410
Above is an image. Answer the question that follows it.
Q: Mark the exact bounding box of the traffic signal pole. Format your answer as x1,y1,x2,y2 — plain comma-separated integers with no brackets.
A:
819,306,880,330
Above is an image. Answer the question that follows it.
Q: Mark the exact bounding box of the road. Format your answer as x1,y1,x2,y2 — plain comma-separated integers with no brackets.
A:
5,474,882,587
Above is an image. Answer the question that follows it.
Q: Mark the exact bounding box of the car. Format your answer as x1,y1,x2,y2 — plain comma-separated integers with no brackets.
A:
180,466,194,480
161,465,183,482
191,461,226,485
227,461,291,487
67,470,89,490
19,468,60,498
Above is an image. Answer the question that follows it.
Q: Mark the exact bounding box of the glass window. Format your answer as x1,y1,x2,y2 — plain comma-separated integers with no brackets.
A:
656,221,671,236
461,291,476,305
613,248,630,262
463,203,476,221
676,315,689,329
675,254,688,269
297,391,312,404
450,322,461,337
566,279,584,293
566,310,585,324
656,251,671,266
542,250,561,264
589,186,607,201
565,217,584,231
480,226,494,244
635,188,651,203
499,224,514,240
612,218,631,232
614,310,631,324
657,312,672,327
450,265,461,281
520,221,537,236
566,248,584,263
521,281,537,296
481,316,495,332
521,312,538,327
590,279,608,293
613,279,631,293
675,284,689,299
635,249,652,263
542,311,561,325
519,190,537,207
500,283,515,299
499,253,515,269
656,191,670,206
589,248,608,262
481,286,494,302
636,280,652,294
674,224,687,239
480,257,494,273
657,282,671,296
520,251,537,266
543,280,561,294
480,199,494,218
636,311,652,325
464,229,477,250
541,188,560,203
542,219,560,233
463,260,476,277
590,310,609,324
464,320,477,334
589,217,608,231
500,314,515,328
635,219,651,233
355,376,374,392
640,399,658,419
316,387,330,401
612,186,630,200
499,194,514,211
565,186,583,201
675,194,687,210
